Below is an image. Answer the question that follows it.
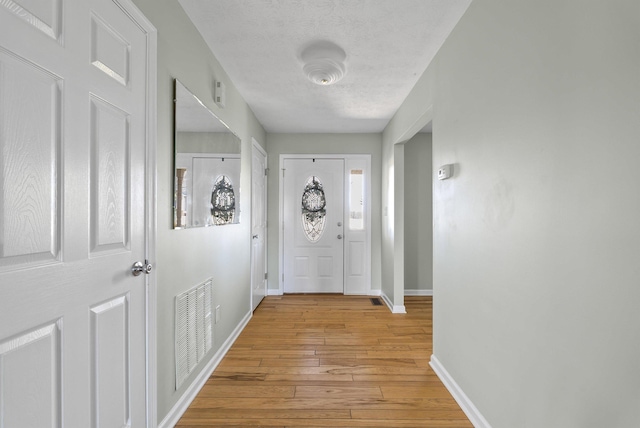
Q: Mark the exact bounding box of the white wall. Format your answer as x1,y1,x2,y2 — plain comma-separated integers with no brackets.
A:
131,0,266,422
404,133,433,294
266,133,382,293
386,0,640,426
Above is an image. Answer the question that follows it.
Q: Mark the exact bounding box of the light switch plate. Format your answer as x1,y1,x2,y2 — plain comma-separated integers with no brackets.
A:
437,164,453,180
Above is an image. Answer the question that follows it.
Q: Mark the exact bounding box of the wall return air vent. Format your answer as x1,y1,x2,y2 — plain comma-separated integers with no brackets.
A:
175,279,213,389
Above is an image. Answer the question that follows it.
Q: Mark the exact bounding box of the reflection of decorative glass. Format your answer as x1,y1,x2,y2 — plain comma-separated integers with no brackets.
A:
175,168,187,228
301,176,326,242
210,175,235,225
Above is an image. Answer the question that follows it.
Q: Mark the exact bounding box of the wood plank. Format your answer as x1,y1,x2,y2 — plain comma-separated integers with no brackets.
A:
324,337,382,345
216,358,262,367
315,345,411,353
294,385,383,399
381,386,457,399
259,358,320,367
319,358,417,367
351,409,471,420
211,365,368,375
265,374,354,382
224,349,317,358
352,375,439,382
194,385,295,398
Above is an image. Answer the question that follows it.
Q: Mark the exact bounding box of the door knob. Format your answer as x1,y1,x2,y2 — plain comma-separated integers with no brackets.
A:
132,260,152,276
337,222,342,227
252,234,259,239
337,234,343,239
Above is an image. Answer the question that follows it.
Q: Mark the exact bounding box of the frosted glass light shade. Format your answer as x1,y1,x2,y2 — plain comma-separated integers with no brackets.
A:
300,41,347,85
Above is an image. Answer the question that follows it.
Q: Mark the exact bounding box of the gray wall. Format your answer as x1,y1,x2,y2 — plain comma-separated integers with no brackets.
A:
131,0,266,422
266,133,382,293
385,0,640,426
177,132,240,154
404,133,432,293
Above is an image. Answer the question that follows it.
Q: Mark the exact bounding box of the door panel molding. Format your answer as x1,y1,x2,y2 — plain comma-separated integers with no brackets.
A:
0,0,62,41
0,320,62,428
90,295,130,427
0,48,62,270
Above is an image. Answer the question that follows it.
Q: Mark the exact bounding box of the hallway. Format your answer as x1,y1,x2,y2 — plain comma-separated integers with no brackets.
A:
177,295,472,427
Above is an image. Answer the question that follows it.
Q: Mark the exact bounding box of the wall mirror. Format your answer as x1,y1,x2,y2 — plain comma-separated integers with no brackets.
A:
174,79,241,228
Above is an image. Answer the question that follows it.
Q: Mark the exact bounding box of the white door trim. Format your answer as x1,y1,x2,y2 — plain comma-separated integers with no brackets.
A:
112,1,158,426
389,106,433,314
278,154,371,295
251,138,268,311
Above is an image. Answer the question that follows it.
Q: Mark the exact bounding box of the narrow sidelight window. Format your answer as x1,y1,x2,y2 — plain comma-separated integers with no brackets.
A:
349,169,364,230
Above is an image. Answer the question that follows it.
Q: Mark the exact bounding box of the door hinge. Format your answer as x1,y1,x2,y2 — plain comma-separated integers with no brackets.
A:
265,168,269,176
282,273,284,282
282,168,285,177
264,272,268,280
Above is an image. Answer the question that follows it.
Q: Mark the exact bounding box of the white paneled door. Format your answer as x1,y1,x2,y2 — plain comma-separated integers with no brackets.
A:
283,158,344,293
251,142,267,311
0,0,153,427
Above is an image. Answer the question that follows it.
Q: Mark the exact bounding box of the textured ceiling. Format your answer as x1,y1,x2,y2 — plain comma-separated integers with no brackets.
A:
178,0,471,134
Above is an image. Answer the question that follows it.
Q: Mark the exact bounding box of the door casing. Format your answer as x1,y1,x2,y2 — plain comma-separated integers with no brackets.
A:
251,139,268,310
278,154,371,295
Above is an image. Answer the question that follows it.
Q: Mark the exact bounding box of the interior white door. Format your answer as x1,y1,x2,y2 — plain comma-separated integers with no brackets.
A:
251,143,268,310
283,158,344,293
0,0,150,426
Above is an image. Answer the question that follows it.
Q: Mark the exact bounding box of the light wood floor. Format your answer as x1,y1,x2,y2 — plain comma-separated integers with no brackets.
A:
177,295,472,427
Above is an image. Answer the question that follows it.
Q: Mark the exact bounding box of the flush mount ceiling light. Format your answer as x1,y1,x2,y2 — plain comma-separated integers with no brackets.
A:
300,41,346,86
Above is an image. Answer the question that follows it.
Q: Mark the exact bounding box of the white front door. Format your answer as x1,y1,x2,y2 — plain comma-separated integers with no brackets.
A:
251,142,267,310
283,158,344,293
0,0,152,426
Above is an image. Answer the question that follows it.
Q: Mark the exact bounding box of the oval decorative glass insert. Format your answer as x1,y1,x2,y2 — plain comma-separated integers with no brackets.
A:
210,175,235,225
301,176,326,242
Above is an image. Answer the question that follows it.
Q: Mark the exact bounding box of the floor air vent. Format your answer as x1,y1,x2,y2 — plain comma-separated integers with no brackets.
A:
370,297,383,306
175,279,213,389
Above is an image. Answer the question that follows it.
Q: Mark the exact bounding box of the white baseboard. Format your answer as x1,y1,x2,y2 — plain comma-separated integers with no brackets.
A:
393,304,407,313
380,292,406,314
430,355,492,428
158,311,253,428
380,292,393,311
368,289,382,296
405,289,433,296
267,288,282,296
